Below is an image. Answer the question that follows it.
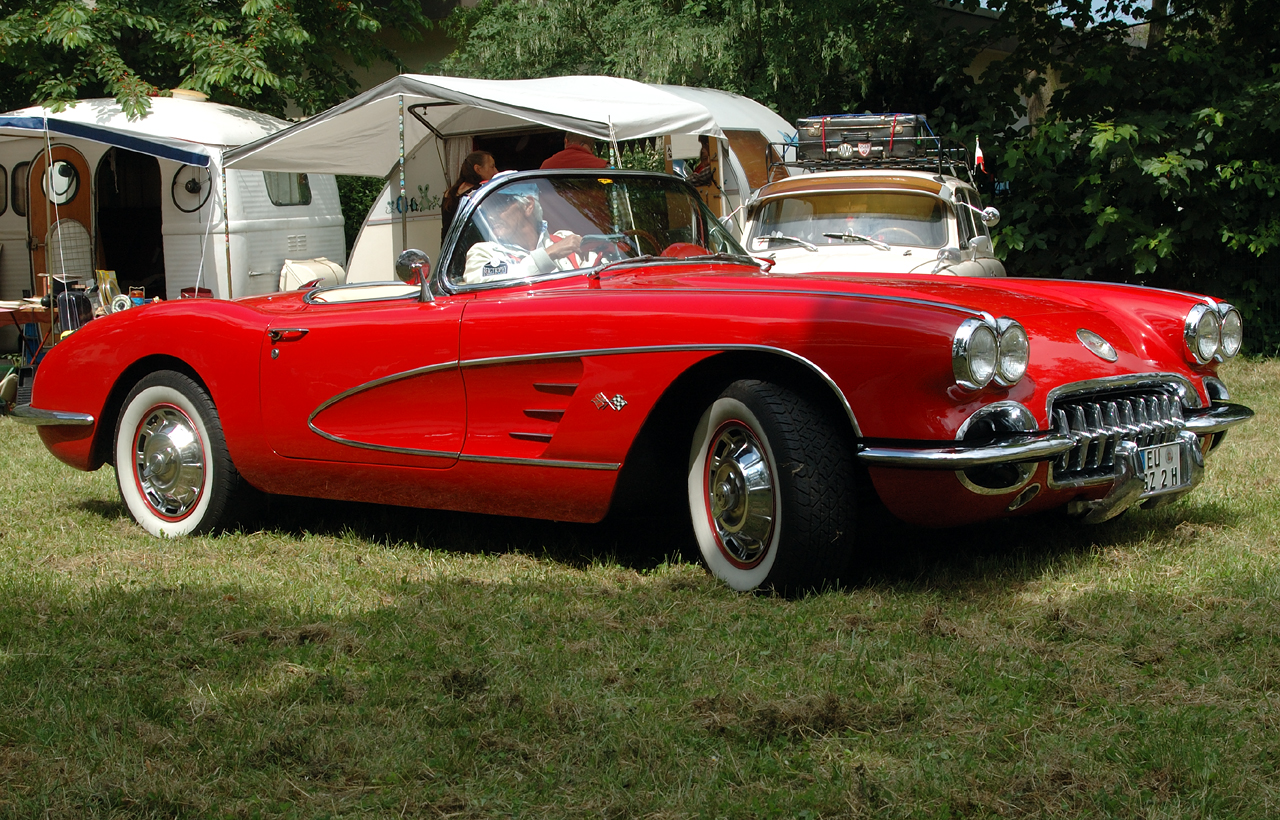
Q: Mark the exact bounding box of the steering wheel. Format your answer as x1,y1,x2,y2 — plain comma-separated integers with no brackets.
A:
871,227,925,246
580,233,631,262
622,229,662,256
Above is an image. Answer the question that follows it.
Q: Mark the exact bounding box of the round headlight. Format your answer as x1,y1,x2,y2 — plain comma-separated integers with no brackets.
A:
1218,306,1243,359
954,318,998,390
1184,304,1221,364
995,321,1030,385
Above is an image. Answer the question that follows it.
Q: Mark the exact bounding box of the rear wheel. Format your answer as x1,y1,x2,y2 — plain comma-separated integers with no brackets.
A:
687,380,856,592
113,371,242,537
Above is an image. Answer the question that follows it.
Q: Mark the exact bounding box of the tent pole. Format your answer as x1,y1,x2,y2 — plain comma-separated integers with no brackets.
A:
399,94,407,252
607,117,621,167
222,164,232,299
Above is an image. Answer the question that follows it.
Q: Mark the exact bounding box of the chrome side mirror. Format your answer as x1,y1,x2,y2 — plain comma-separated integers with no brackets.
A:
968,236,993,254
933,246,962,275
396,249,433,303
956,200,1001,228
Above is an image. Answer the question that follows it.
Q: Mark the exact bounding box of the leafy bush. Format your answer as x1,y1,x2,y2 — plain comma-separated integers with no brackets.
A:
336,175,387,253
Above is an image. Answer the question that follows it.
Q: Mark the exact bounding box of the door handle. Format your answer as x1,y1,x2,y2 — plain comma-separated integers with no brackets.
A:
268,328,309,343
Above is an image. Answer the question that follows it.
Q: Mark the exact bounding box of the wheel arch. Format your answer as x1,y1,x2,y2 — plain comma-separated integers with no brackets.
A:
607,348,861,517
91,355,212,469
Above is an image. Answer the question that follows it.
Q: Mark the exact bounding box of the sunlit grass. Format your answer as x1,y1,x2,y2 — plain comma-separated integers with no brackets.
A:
0,359,1277,818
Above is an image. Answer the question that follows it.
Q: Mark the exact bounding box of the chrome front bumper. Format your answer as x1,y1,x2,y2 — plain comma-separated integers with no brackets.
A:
9,404,95,426
854,401,1253,471
857,400,1252,522
857,432,1075,469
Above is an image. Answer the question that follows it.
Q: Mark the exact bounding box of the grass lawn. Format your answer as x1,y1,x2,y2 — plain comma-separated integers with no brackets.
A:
1,359,1277,818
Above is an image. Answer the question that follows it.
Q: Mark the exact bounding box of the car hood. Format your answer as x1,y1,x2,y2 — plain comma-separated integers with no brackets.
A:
605,263,1211,378
753,244,939,275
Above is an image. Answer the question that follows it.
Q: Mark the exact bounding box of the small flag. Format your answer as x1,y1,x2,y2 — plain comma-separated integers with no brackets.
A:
975,138,987,174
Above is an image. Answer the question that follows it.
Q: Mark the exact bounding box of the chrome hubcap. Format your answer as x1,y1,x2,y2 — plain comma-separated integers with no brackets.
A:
134,405,205,518
706,422,775,567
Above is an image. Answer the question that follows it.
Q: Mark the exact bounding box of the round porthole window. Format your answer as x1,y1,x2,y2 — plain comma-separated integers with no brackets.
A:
43,160,80,205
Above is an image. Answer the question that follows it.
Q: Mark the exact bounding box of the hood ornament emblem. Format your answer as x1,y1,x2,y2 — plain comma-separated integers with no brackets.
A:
1077,328,1118,362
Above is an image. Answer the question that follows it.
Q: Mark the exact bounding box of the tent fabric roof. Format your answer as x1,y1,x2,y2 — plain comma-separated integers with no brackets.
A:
654,85,795,144
224,74,724,175
0,97,293,167
0,116,215,167
5,98,287,147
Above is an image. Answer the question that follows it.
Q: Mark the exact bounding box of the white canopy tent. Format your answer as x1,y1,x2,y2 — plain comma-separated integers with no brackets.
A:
224,74,724,175
223,75,785,282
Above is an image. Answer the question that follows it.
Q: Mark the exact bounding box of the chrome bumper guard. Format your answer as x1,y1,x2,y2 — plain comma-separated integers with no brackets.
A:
1182,402,1254,435
9,405,95,426
857,432,1076,469
1067,429,1205,523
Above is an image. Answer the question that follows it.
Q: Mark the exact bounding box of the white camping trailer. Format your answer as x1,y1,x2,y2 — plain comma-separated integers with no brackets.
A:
0,95,344,353
224,75,792,283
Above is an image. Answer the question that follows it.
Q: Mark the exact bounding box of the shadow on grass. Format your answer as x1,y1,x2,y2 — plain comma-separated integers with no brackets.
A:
74,497,130,521
855,496,1245,591
245,493,682,574
70,481,1247,598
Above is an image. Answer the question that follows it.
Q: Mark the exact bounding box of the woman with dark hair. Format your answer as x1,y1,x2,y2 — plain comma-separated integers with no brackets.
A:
441,151,497,241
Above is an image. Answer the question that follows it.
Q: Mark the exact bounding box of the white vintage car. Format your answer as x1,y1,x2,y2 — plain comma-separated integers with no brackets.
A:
742,114,1004,277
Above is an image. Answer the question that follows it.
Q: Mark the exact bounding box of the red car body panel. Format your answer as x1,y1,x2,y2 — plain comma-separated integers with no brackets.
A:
28,257,1232,527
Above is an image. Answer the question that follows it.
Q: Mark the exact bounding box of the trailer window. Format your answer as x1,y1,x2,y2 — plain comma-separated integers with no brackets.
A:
12,162,29,217
263,172,312,206
0,165,7,216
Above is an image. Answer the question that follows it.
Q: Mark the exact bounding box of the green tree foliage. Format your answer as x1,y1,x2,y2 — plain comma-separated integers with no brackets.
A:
438,0,1279,352
0,0,433,118
973,0,1280,352
435,0,979,122
336,175,386,250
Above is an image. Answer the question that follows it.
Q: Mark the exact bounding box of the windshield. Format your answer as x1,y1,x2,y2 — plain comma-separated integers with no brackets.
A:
445,172,747,288
747,191,948,250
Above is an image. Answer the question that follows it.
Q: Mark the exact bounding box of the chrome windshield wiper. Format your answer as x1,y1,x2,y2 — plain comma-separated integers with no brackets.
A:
822,232,890,251
758,233,818,252
590,254,656,278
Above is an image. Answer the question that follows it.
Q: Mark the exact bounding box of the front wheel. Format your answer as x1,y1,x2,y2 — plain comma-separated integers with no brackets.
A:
113,371,243,537
687,380,856,592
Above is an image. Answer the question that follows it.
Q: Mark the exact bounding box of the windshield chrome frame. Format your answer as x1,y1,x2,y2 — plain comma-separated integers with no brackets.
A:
435,169,752,297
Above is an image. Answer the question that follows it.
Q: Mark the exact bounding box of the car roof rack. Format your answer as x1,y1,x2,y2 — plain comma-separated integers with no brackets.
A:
766,113,976,185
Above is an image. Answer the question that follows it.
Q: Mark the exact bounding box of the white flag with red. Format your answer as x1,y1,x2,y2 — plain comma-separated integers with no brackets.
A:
975,137,987,174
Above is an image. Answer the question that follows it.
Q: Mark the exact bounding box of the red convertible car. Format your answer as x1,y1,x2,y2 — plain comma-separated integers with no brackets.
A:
15,170,1254,591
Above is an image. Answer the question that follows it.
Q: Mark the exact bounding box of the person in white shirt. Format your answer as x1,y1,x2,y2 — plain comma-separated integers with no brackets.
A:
462,189,593,284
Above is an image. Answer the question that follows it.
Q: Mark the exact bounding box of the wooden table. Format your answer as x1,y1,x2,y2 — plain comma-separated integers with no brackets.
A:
1,305,53,365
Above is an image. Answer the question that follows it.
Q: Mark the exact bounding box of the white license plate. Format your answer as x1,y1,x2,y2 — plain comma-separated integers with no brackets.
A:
1141,443,1187,494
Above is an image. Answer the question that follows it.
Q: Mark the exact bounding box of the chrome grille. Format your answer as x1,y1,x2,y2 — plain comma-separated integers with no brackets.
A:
1051,388,1186,485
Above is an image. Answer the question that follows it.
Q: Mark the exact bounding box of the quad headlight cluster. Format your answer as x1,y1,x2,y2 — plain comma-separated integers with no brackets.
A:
953,316,1030,391
1185,302,1244,364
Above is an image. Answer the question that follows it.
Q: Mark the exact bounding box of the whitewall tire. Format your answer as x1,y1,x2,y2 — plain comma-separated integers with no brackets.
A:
113,371,239,537
687,380,856,592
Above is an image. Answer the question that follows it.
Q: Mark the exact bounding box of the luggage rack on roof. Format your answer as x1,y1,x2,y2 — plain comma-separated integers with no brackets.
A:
767,113,976,184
